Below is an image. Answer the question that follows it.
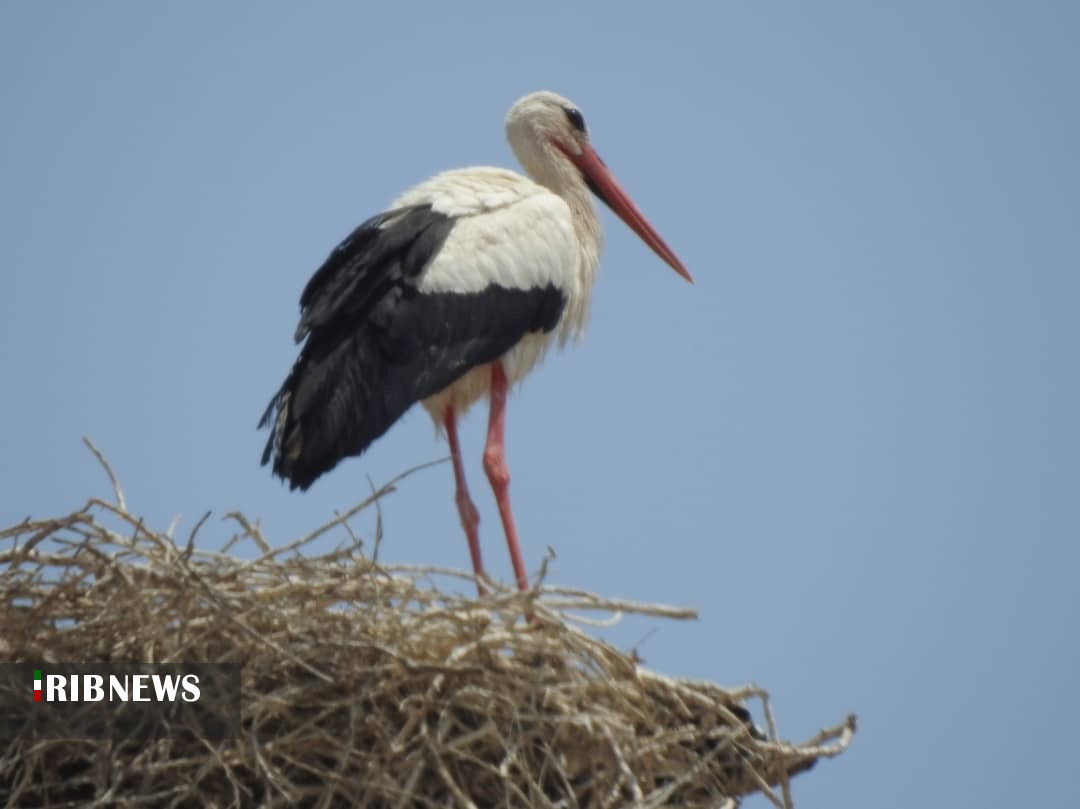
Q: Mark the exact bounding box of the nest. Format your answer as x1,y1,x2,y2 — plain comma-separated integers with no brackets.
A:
0,441,854,808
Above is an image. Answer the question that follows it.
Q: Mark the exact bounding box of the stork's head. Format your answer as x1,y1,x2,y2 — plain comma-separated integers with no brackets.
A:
505,90,692,283
505,91,590,175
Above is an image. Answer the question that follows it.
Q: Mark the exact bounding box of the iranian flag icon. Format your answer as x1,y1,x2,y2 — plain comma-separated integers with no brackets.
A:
34,669,42,702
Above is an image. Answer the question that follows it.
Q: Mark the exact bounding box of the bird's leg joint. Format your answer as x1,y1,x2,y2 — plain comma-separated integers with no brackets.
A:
483,447,510,489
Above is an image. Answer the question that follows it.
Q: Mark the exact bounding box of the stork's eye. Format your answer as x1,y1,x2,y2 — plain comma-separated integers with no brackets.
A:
563,107,587,133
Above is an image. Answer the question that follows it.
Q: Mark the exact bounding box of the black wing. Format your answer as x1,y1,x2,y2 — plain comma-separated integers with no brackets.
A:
292,205,451,342
259,204,567,490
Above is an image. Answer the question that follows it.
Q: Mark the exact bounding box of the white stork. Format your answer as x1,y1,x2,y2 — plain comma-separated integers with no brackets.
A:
260,91,691,594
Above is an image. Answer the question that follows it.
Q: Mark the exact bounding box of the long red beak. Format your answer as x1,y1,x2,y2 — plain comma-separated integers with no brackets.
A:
563,142,693,284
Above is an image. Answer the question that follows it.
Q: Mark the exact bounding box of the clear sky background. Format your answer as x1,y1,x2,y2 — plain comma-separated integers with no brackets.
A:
2,3,1077,806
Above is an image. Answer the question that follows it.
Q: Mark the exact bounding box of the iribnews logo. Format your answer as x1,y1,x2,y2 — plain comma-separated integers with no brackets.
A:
33,668,202,703
5,663,240,740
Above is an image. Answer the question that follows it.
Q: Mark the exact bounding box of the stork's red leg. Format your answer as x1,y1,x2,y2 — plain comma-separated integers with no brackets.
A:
483,363,530,591
445,404,486,597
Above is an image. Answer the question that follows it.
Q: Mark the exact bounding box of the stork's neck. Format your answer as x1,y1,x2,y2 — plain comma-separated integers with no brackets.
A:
552,169,602,277
510,142,601,344
517,142,602,288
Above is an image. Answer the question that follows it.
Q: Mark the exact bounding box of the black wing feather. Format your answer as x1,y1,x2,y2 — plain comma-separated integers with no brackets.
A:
260,203,567,491
293,205,450,342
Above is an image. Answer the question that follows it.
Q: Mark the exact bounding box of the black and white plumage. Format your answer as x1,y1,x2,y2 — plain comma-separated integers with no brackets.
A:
259,203,565,489
260,90,691,594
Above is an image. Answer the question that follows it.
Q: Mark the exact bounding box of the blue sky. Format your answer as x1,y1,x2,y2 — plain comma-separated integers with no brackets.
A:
2,3,1077,806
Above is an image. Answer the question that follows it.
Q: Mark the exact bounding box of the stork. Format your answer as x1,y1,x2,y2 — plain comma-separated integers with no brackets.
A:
260,91,691,595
